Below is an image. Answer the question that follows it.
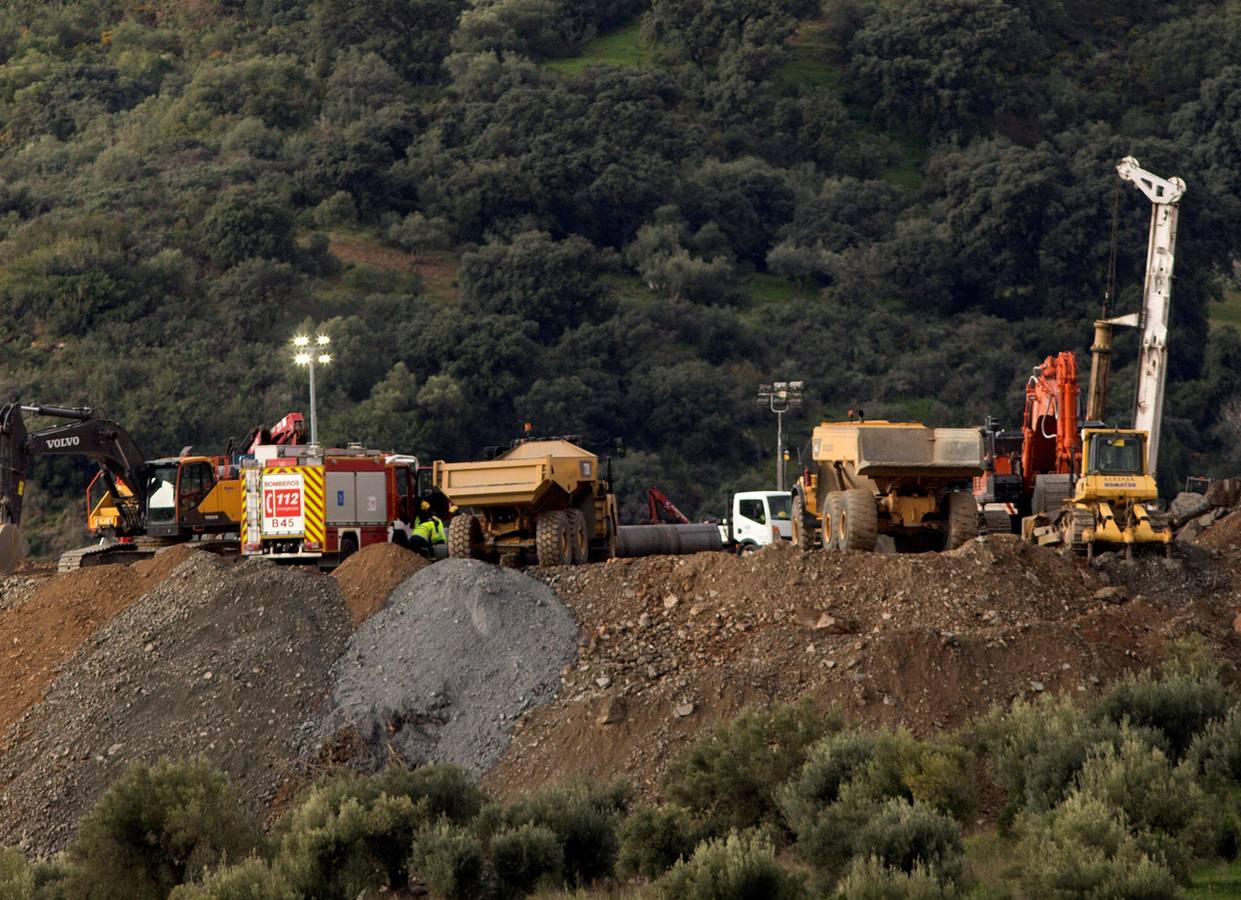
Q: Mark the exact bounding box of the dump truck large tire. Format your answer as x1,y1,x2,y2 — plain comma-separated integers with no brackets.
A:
566,509,589,565
448,513,483,559
840,489,878,552
944,491,980,551
791,493,815,551
821,493,842,551
536,511,571,566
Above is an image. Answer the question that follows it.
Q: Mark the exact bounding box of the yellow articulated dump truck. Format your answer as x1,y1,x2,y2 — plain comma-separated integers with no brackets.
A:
434,438,619,566
1023,427,1172,560
791,421,984,553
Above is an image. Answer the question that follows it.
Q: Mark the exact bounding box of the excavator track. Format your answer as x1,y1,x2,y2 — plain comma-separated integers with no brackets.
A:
57,536,240,573
57,542,145,573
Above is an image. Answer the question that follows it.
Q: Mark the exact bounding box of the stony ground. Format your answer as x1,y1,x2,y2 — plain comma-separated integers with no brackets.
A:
0,501,1239,852
486,534,1240,798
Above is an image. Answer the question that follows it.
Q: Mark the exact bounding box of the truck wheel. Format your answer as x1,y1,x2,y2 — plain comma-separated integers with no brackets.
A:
566,509,589,564
536,511,571,566
943,491,979,551
448,513,483,559
791,493,815,551
339,534,359,562
840,489,878,552
821,492,842,551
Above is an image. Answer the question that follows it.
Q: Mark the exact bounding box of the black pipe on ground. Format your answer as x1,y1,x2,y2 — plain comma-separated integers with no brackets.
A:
615,524,723,558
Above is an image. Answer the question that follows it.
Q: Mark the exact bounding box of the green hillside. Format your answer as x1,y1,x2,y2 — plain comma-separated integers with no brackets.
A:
2,0,1241,556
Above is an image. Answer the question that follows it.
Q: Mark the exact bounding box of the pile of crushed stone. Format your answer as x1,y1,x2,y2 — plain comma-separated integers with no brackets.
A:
319,558,578,777
487,536,1241,799
0,553,350,855
333,542,430,626
0,548,202,737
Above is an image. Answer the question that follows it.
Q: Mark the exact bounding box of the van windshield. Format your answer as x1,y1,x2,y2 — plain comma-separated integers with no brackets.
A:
767,494,792,520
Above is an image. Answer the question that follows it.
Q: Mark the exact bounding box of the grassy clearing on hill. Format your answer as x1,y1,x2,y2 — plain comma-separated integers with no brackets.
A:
1211,288,1241,332
544,21,651,73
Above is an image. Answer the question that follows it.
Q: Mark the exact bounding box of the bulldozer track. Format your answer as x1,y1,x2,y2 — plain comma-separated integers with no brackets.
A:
1063,508,1095,554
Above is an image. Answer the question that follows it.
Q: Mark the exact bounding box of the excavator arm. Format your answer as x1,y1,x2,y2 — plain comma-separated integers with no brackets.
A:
0,403,150,573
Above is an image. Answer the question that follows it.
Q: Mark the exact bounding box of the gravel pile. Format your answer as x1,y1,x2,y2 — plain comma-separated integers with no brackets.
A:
320,558,578,776
0,553,351,855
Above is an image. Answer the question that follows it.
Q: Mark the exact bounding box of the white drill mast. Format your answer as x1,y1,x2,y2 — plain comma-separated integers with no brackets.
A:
1115,156,1185,478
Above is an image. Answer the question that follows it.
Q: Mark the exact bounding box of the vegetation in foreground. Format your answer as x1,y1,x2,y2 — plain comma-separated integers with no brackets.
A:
2,639,1241,898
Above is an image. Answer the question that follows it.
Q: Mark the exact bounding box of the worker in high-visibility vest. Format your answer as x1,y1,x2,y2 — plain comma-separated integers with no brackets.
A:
409,500,446,557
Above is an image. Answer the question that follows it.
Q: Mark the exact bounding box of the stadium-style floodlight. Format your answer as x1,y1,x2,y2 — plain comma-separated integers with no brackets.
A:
756,381,804,491
293,333,332,446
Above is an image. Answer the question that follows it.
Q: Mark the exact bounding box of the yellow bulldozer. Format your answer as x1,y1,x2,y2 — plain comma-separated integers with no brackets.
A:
1023,427,1172,559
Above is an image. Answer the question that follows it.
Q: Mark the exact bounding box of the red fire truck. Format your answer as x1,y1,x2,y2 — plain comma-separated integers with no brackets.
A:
241,445,435,566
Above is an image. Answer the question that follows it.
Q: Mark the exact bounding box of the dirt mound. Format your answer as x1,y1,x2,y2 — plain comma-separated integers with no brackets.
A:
0,554,351,855
1198,509,1241,553
319,559,577,777
0,555,188,738
486,537,1241,799
332,542,430,626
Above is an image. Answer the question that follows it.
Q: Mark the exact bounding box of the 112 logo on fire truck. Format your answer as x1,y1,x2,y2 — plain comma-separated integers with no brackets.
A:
261,472,305,535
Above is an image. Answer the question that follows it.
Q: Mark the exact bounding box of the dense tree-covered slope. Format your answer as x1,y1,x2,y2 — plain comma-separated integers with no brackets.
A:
2,0,1240,553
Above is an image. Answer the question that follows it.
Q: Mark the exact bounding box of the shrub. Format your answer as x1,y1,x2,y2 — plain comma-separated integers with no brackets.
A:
1018,792,1180,899
663,702,842,835
617,804,709,879
0,848,34,899
62,758,258,900
312,191,358,228
273,765,484,898
196,189,296,268
1072,737,1212,880
409,821,484,900
653,831,806,900
168,857,296,900
1090,668,1230,760
785,795,878,883
971,696,1140,827
489,823,563,898
492,779,631,887
836,856,958,899
852,799,964,885
387,212,453,258
1186,704,1241,786
781,728,974,827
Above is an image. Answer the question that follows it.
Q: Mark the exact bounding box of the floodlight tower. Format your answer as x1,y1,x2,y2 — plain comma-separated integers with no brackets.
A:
756,381,804,491
292,333,332,447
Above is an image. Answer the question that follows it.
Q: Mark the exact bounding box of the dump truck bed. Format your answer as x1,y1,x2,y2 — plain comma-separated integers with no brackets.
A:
435,440,599,508
812,422,983,479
